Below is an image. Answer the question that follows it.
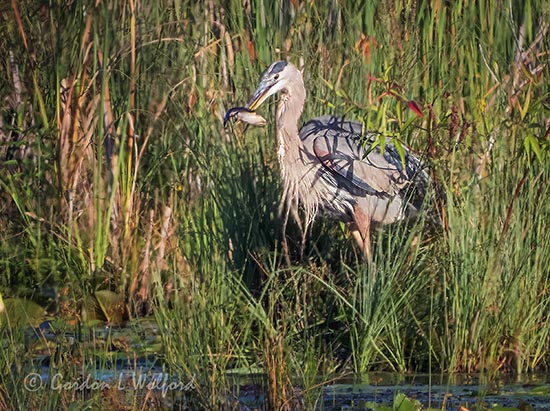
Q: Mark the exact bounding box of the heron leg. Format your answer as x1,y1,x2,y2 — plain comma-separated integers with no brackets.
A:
350,208,373,263
281,207,292,266
299,225,307,261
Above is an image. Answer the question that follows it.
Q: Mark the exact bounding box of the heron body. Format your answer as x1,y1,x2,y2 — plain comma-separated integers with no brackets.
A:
226,61,429,260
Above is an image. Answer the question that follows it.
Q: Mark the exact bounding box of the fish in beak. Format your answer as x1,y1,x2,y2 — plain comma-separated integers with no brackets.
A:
224,79,275,127
223,107,266,127
224,60,287,127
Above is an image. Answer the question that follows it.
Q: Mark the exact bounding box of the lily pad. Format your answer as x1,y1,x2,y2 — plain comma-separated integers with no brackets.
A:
0,297,46,328
394,392,423,411
82,294,107,326
95,290,127,326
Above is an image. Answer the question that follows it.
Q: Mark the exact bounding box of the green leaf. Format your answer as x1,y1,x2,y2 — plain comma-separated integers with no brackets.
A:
524,133,543,164
95,290,126,326
394,392,423,411
0,298,46,328
82,295,107,326
518,83,532,120
363,402,392,411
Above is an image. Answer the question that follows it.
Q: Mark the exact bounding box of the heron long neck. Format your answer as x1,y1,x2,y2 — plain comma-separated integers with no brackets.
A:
275,78,317,230
276,81,306,164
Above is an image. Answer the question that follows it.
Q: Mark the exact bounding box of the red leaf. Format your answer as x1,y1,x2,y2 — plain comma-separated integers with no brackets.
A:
246,35,256,62
407,100,424,118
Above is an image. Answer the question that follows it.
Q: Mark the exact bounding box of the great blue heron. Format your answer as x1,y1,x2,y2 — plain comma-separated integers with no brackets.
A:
225,61,430,261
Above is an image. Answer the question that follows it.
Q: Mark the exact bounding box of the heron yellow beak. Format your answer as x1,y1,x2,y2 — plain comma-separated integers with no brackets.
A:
246,81,273,111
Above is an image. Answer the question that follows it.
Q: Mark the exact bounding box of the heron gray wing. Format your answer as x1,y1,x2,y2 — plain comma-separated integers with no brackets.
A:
301,115,426,200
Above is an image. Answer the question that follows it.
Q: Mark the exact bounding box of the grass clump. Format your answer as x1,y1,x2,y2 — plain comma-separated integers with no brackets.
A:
438,154,550,374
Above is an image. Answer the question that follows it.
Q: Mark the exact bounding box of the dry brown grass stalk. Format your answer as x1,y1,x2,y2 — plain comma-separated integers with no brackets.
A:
266,333,293,411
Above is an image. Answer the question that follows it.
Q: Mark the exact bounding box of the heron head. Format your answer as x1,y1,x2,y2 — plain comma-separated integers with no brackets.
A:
246,61,301,110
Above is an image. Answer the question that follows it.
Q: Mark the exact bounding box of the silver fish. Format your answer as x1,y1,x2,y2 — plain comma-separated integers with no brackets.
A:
224,107,267,127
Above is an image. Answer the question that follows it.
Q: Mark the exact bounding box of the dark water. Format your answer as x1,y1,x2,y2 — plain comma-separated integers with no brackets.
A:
234,373,550,410
31,360,550,410
319,374,550,410
27,321,550,410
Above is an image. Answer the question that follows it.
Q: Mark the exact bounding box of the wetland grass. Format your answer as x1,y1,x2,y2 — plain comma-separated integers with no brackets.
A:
1,1,550,410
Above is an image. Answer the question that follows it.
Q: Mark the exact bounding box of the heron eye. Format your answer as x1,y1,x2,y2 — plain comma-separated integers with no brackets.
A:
274,74,279,80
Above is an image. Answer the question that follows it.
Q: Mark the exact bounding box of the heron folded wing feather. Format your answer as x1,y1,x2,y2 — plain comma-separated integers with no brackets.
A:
305,115,421,201
313,135,395,197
